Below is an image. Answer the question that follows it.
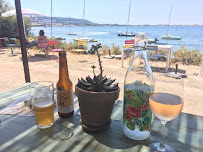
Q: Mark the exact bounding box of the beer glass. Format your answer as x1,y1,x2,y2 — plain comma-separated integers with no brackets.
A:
30,81,55,129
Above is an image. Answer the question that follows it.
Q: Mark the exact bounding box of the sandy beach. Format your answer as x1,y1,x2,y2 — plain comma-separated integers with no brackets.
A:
0,48,203,116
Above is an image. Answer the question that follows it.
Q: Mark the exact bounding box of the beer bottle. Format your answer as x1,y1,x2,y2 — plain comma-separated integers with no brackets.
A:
57,51,74,118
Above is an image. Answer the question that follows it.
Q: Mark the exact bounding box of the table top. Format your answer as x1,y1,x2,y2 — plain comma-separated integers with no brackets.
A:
0,84,203,152
147,44,173,49
51,49,63,52
122,44,173,50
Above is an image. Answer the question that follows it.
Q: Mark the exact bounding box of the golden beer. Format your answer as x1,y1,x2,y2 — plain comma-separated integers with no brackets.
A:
33,100,54,129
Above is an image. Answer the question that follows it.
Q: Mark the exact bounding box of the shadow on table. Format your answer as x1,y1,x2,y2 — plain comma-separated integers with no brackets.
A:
0,95,202,152
83,119,192,152
80,100,194,152
0,111,198,152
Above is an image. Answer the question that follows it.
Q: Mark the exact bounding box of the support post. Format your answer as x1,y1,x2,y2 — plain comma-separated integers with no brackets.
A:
15,0,31,82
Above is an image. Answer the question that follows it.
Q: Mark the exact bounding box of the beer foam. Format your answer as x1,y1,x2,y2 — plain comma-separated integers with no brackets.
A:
33,100,53,108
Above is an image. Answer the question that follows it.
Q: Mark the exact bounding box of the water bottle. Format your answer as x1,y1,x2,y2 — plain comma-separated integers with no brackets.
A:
123,44,154,140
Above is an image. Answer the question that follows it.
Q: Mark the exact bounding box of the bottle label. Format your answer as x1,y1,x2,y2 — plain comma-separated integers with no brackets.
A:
57,89,73,113
124,81,152,132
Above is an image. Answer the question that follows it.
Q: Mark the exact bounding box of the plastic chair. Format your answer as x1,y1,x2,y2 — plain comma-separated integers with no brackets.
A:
38,40,49,57
48,40,61,60
146,46,165,68
125,40,134,48
3,37,19,54
71,41,87,61
124,40,134,67
0,38,4,48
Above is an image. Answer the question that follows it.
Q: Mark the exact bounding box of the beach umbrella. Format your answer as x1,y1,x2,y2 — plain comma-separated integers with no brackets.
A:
2,8,44,39
1,8,44,17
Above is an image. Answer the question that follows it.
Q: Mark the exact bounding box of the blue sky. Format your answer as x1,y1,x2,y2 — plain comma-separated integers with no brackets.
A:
7,0,203,25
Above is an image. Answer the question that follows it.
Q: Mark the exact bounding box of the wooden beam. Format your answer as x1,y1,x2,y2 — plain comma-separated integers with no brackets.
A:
15,0,31,83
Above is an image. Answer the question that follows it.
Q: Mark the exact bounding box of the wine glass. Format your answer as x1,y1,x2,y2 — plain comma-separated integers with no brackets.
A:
148,75,184,152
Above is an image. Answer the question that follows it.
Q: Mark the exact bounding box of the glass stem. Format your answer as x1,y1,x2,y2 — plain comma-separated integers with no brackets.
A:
160,121,167,148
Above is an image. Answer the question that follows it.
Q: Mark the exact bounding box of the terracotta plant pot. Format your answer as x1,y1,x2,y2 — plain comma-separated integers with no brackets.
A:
75,85,120,131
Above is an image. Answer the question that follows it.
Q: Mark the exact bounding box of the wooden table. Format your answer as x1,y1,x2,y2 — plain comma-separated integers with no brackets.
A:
121,44,173,73
0,84,203,152
50,49,63,60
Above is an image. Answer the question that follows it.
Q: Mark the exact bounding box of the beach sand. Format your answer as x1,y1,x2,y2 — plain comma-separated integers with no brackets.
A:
0,48,203,116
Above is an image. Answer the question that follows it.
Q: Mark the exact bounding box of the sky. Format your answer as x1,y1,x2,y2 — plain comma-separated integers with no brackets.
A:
7,0,203,25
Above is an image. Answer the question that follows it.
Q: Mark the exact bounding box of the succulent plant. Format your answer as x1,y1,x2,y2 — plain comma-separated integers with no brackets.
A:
77,75,119,92
77,43,119,92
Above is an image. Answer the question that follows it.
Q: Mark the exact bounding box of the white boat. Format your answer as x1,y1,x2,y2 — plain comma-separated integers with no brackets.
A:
162,5,181,40
162,34,181,40
131,37,159,43
118,31,135,37
118,0,135,37
73,0,96,43
73,37,98,42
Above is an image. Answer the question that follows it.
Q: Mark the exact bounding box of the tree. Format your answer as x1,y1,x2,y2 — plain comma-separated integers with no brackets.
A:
0,0,13,16
0,0,32,39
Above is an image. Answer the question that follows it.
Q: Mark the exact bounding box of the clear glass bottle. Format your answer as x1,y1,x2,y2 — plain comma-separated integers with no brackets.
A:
123,46,154,140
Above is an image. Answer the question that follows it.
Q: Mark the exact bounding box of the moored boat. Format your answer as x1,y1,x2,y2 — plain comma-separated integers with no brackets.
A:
148,38,159,43
55,37,66,40
89,39,98,42
73,37,98,42
49,37,66,40
162,6,182,41
118,31,135,37
131,37,159,43
162,34,181,40
67,33,76,35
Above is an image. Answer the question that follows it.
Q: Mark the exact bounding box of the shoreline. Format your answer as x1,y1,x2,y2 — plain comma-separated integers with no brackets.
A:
31,25,203,27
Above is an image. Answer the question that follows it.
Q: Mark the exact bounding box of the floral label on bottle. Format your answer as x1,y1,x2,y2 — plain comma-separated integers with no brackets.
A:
57,89,73,113
124,82,152,132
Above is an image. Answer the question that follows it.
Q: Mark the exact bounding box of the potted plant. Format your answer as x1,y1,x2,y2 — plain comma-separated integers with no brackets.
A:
75,43,120,131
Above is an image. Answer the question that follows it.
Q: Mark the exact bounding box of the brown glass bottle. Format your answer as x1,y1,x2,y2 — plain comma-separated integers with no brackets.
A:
57,51,74,118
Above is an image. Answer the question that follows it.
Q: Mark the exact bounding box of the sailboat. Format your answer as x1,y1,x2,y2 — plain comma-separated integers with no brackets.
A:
73,0,97,42
118,0,135,37
162,5,181,40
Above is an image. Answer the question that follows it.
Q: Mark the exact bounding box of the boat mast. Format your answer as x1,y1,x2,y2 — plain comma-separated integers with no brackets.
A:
82,0,85,36
51,0,52,37
167,5,172,35
126,0,131,34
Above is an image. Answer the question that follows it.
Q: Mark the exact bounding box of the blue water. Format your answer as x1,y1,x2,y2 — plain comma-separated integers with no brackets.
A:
31,26,203,53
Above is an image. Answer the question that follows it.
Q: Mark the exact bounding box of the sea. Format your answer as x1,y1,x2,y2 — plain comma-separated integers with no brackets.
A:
31,26,203,53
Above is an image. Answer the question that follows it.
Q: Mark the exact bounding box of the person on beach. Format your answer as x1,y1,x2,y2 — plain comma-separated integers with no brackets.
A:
37,30,48,44
37,30,49,57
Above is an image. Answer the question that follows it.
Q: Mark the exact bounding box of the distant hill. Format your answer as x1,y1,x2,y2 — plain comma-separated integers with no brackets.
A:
29,16,203,27
30,16,101,26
